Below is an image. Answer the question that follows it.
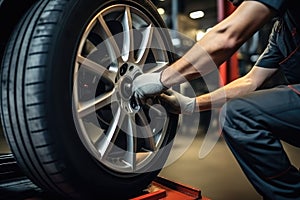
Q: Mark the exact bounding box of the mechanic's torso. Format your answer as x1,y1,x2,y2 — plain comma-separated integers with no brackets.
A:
275,8,300,84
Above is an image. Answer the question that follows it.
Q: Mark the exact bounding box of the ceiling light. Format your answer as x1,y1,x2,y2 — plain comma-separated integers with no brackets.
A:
189,11,205,19
157,8,165,15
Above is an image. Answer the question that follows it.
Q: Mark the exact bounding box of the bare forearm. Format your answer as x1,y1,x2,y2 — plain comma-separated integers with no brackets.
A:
161,44,219,88
195,76,257,111
161,1,274,88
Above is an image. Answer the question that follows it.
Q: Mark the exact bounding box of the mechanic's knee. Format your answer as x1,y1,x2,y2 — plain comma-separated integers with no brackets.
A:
220,98,244,126
219,98,252,137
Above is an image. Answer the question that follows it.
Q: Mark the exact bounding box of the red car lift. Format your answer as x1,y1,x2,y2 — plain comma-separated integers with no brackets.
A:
130,176,211,200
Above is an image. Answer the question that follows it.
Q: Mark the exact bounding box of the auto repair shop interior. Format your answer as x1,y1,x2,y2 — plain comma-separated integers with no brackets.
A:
1,0,300,200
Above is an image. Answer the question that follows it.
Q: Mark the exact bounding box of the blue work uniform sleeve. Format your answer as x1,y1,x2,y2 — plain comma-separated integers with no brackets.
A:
255,21,284,69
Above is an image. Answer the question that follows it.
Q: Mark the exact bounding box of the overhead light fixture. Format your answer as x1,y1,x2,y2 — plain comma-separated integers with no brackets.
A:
189,10,205,19
157,8,165,15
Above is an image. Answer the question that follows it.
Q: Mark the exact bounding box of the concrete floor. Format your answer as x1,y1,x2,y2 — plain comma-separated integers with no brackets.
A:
159,123,300,200
1,121,300,200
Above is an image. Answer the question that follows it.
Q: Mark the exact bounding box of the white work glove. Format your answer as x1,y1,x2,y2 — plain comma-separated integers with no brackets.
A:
132,71,168,99
159,90,196,115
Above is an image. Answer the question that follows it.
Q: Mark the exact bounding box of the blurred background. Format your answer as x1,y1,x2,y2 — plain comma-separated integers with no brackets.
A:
1,0,300,200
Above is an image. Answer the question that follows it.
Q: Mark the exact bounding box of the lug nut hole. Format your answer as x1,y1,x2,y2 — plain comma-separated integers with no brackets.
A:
129,65,134,71
120,63,128,76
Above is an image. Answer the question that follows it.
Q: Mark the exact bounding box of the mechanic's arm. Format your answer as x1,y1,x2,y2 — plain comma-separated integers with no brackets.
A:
160,66,278,114
194,66,278,111
133,1,276,99
161,1,276,87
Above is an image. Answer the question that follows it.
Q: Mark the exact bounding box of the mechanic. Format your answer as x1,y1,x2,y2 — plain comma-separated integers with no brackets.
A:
132,0,300,199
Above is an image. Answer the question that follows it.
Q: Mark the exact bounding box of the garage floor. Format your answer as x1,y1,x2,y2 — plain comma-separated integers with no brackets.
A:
1,123,300,200
159,124,300,200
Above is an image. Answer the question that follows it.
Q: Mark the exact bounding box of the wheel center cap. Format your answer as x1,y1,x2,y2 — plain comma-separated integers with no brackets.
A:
119,76,133,100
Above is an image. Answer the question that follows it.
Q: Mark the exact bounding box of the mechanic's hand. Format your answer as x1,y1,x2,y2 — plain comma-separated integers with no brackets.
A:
159,90,196,115
132,71,168,100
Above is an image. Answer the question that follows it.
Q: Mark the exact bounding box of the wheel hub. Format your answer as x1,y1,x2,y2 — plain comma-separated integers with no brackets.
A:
117,63,142,113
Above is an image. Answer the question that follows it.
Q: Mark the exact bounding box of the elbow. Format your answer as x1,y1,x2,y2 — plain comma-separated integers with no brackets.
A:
225,37,242,50
221,31,245,52
198,25,250,65
243,76,259,91
213,23,248,52
207,33,243,65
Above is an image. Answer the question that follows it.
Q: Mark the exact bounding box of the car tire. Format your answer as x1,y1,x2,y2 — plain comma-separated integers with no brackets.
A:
0,0,177,199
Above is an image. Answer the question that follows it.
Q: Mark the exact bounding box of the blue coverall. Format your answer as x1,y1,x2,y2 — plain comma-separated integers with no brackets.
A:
221,0,300,199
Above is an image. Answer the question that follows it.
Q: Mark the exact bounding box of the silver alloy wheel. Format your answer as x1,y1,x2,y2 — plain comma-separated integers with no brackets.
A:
73,4,172,173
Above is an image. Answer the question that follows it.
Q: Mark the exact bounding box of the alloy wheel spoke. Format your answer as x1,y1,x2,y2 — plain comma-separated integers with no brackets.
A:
121,6,134,62
123,115,137,170
96,107,126,157
77,55,116,83
97,14,122,64
78,89,116,118
136,110,156,151
144,61,169,73
136,25,154,65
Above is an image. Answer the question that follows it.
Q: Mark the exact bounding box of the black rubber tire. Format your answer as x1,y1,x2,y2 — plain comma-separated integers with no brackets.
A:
0,0,177,199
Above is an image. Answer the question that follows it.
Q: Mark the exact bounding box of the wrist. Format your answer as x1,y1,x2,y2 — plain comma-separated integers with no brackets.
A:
186,97,196,114
160,68,180,88
160,70,171,89
159,70,169,89
179,96,196,115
